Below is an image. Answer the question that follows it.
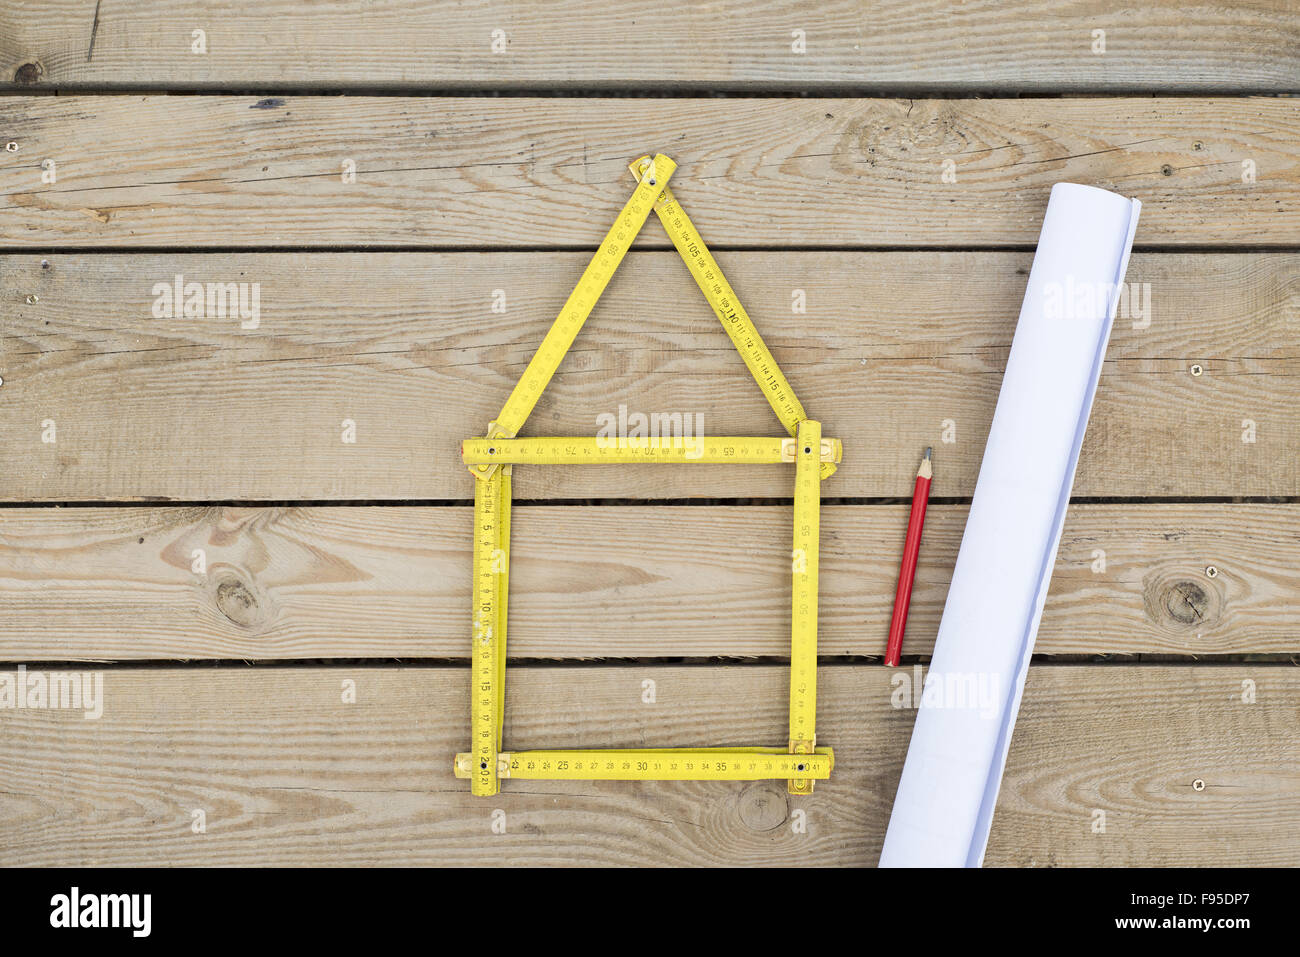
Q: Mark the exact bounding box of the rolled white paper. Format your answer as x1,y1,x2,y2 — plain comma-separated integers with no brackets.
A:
879,183,1140,868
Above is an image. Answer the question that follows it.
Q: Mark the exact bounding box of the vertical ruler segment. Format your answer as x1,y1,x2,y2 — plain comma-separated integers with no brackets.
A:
789,419,821,794
495,466,511,749
470,469,507,796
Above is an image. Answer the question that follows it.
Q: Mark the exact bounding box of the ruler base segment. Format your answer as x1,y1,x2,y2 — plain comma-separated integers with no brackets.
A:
454,747,833,782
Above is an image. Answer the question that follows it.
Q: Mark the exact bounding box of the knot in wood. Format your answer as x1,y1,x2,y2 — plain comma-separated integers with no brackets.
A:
213,573,266,629
1143,571,1222,630
13,62,42,85
737,782,790,832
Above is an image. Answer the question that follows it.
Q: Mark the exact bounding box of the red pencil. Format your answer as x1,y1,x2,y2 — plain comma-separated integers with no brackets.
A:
885,448,932,667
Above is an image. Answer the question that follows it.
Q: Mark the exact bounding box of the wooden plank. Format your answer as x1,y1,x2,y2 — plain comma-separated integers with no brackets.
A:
3,2,1297,93
0,664,1293,866
1,503,1294,660
1,251,1294,500
1,96,1296,247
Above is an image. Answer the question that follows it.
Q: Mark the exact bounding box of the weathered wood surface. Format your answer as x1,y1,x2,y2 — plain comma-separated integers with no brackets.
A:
0,664,1292,866
2,1,1297,92
0,7,1293,871
1,97,1296,248
0,503,1292,661
2,251,1293,500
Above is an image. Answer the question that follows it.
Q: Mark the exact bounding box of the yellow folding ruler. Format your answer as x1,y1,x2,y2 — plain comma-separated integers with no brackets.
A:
456,153,839,796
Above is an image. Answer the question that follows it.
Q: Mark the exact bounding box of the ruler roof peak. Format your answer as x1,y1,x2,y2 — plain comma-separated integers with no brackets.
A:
469,153,833,482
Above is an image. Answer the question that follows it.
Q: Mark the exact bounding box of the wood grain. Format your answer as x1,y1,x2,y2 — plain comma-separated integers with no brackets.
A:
0,664,1292,866
1,96,1296,247
1,251,1294,500
0,503,1294,660
2,2,1297,92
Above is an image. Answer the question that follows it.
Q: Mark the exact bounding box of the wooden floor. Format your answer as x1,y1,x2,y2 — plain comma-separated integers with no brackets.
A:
0,2,1297,866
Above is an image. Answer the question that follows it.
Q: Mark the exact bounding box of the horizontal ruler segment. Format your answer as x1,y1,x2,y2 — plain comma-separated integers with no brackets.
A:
454,747,834,781
462,436,842,466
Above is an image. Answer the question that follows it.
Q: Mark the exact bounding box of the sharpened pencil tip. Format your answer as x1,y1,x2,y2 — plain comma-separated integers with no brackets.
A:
924,447,932,460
